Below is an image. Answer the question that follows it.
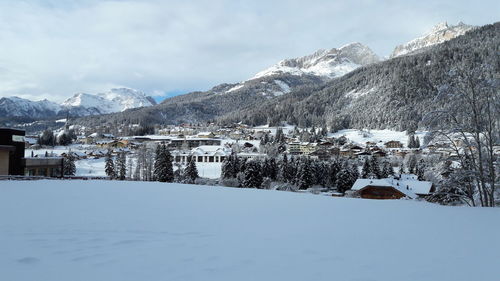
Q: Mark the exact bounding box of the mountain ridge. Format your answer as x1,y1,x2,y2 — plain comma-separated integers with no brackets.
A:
0,88,156,120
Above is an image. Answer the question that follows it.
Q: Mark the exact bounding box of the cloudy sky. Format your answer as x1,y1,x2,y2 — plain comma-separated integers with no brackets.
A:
0,0,498,102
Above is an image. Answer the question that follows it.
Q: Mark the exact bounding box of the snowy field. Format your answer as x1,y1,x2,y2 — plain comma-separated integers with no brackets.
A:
330,129,428,147
1,180,499,281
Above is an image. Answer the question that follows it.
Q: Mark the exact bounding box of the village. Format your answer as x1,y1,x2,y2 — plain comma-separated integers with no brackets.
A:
4,122,494,202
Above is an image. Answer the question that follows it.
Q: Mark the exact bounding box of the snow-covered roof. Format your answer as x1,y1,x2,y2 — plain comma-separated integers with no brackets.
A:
352,179,417,199
190,146,230,156
352,176,433,198
197,132,214,136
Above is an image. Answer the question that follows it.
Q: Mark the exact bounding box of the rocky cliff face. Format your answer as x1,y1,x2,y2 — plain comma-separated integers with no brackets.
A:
391,22,475,58
253,42,380,79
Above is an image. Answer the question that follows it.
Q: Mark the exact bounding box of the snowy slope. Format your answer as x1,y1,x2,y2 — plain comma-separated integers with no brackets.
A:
329,129,428,147
391,22,475,58
253,42,380,79
62,88,156,115
1,180,499,281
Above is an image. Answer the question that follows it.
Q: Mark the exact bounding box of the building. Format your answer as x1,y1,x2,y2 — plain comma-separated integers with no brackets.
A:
196,132,216,138
384,140,404,149
0,128,26,175
171,146,230,163
350,174,434,200
0,128,63,177
287,142,318,155
23,157,64,177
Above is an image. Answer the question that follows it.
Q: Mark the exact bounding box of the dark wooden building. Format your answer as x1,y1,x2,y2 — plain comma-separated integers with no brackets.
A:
0,128,26,175
357,185,407,200
1,128,63,177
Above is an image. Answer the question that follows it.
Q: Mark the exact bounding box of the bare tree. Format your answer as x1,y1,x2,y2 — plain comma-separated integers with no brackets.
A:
424,58,499,207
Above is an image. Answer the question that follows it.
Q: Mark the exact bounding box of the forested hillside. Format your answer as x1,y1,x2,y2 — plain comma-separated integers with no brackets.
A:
73,22,499,131
219,22,499,131
75,74,324,127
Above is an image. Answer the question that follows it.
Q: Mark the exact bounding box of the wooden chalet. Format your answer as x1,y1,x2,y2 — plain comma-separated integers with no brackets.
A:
351,175,434,200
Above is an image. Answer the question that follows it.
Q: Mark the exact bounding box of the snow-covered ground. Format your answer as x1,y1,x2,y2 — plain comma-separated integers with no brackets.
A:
195,162,221,179
330,129,428,147
1,180,499,281
75,158,106,177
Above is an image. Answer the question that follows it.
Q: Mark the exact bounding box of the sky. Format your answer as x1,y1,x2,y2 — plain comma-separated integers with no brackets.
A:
0,0,498,102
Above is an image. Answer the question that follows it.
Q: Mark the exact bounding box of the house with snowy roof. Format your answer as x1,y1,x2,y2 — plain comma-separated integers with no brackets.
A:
172,146,230,163
350,174,434,200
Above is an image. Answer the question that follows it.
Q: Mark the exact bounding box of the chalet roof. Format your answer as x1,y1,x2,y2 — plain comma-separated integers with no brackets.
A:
352,176,433,198
352,179,417,199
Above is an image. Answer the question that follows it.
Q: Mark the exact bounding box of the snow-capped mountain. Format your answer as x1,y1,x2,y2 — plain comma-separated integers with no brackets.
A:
219,42,379,97
0,96,61,118
391,22,475,58
0,88,156,119
253,42,380,79
61,88,156,115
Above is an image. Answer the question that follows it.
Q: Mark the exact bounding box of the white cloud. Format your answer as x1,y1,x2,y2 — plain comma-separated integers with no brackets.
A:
0,0,498,102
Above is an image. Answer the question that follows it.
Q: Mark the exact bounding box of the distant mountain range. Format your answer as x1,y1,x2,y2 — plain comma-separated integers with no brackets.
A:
0,88,156,120
3,21,495,133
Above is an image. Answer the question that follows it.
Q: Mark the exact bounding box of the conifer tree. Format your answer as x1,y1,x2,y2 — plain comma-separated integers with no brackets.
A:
399,162,406,175
297,158,314,190
184,157,199,184
63,153,76,176
221,154,234,179
275,127,285,144
243,159,263,188
370,157,381,179
336,163,356,194
232,154,240,177
416,159,426,180
329,160,342,187
116,152,127,180
105,151,116,179
153,144,174,182
268,157,278,180
381,161,394,178
361,158,371,178
407,154,417,174
261,158,271,178
408,135,415,148
350,163,360,181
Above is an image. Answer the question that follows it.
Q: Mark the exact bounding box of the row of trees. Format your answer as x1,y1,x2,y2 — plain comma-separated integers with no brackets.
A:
221,154,365,193
37,129,77,146
104,144,199,184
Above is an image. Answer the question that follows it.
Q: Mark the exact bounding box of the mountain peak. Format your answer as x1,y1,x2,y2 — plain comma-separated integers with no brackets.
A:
252,42,379,80
61,88,156,115
391,21,475,58
430,22,449,33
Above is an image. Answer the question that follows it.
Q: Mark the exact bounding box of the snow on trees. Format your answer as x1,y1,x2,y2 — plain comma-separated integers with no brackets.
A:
184,157,199,184
105,151,116,179
243,159,263,188
153,143,174,183
63,152,76,176
116,152,127,180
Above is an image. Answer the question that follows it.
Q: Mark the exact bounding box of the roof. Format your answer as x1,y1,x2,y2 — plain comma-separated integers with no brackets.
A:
352,179,417,199
352,176,433,198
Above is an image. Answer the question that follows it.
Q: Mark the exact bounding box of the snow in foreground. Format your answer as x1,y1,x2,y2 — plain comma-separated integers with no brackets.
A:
1,180,499,281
